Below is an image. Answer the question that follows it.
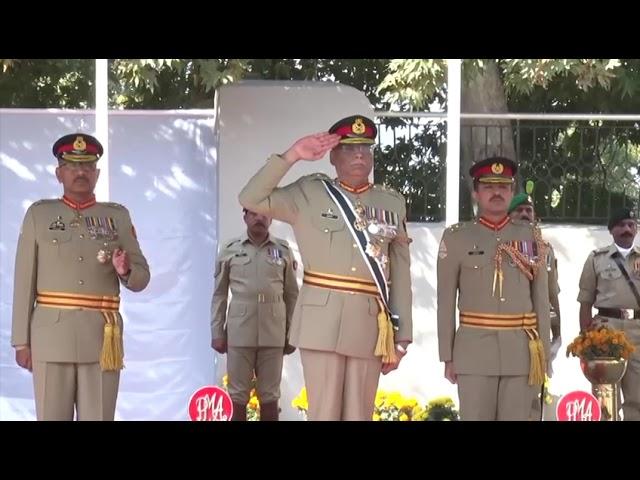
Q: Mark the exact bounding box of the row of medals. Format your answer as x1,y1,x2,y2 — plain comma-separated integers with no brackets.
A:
51,212,116,264
352,201,397,269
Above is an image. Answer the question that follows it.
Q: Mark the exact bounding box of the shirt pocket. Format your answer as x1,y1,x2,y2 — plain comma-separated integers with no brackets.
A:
597,264,622,281
41,230,72,258
310,205,346,234
459,255,492,291
230,255,251,276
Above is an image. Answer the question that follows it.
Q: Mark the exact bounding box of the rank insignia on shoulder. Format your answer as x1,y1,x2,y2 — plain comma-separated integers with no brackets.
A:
446,222,464,233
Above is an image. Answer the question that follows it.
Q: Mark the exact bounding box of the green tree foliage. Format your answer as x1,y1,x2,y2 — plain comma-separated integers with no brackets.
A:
2,58,638,222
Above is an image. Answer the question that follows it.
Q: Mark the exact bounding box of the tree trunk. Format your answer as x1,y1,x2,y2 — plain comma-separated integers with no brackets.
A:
459,60,516,219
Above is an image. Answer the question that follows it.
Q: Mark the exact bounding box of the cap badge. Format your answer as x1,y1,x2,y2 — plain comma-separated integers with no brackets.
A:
73,136,87,152
491,162,504,174
352,118,366,135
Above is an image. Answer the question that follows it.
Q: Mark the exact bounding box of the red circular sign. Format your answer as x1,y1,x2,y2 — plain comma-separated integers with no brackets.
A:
556,390,601,421
188,386,233,421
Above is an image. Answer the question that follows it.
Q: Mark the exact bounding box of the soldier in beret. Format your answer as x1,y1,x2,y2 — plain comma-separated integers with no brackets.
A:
508,191,562,419
211,208,299,421
578,207,640,420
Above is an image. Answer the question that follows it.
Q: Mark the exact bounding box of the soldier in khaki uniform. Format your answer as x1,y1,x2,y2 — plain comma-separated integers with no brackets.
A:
211,208,299,421
577,207,640,421
508,192,562,420
437,157,550,421
239,115,413,421
11,133,150,421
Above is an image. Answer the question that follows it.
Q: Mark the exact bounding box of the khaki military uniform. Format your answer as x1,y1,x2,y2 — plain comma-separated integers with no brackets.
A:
211,233,299,404
531,242,562,420
547,245,561,332
437,218,550,421
239,154,413,421
11,198,150,421
577,243,640,421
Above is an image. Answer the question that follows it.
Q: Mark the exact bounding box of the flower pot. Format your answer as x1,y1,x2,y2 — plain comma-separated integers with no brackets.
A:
580,358,627,421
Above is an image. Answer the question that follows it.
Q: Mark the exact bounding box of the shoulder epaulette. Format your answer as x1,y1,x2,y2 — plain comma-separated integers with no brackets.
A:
446,222,466,233
30,199,58,208
300,172,332,183
223,237,241,249
275,238,290,249
102,202,127,210
372,183,405,201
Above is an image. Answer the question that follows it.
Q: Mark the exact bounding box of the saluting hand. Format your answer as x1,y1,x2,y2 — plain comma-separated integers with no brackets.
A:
112,248,131,277
282,133,341,164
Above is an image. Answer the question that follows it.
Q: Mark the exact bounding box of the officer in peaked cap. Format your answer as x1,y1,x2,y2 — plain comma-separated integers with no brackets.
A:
11,133,150,420
437,156,551,420
238,114,413,420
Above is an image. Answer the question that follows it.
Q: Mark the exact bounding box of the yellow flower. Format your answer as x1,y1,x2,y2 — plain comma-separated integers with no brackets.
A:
222,374,228,388
293,386,459,421
428,396,454,407
387,392,402,406
404,397,418,410
567,326,634,360
248,396,260,409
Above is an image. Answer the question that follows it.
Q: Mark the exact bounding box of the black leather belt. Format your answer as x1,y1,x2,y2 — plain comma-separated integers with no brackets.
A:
597,307,640,320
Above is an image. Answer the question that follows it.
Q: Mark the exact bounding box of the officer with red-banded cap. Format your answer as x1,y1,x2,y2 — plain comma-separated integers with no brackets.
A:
239,115,413,420
437,156,550,420
11,133,150,420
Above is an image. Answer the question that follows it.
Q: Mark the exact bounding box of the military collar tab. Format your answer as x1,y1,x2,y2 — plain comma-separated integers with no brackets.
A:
478,216,510,231
61,195,96,211
337,180,372,194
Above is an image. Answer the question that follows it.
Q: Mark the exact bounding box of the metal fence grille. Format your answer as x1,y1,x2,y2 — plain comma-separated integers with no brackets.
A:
375,115,640,224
